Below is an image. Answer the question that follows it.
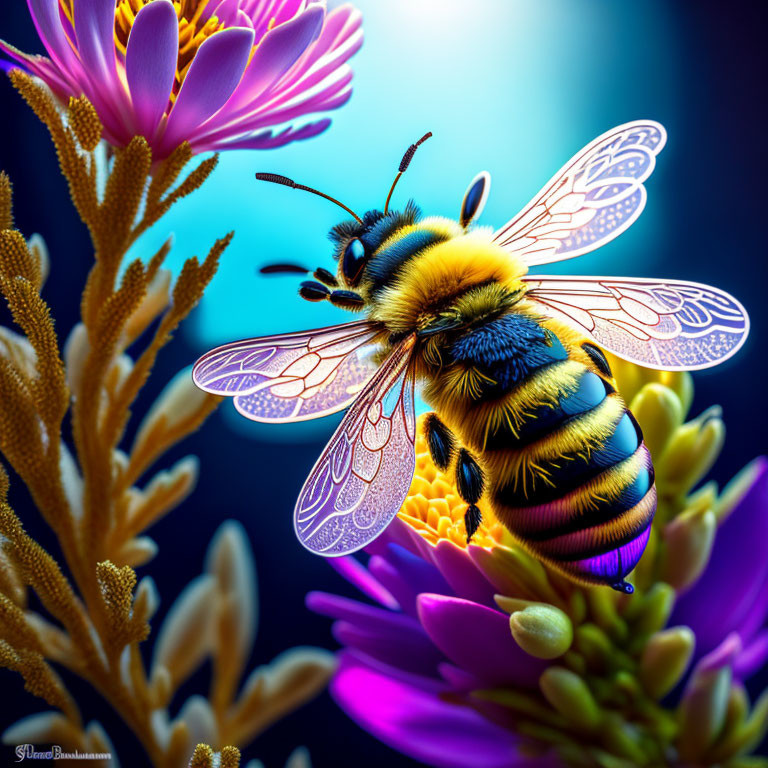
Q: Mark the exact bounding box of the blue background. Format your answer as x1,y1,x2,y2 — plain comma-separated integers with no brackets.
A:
0,1,766,765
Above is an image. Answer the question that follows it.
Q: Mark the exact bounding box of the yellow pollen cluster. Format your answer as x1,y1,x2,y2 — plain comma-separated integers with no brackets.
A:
398,416,511,549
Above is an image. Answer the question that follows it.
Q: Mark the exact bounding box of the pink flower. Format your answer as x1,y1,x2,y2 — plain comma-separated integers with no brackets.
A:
1,0,362,157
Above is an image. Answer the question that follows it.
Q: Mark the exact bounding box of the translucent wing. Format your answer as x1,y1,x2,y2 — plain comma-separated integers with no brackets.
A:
294,337,417,556
492,121,666,266
192,320,383,423
523,276,750,371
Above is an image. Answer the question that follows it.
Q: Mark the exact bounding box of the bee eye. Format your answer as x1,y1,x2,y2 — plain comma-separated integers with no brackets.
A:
342,238,367,284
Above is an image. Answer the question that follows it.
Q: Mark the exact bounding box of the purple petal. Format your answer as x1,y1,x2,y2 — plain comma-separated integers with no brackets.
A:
126,0,178,139
73,0,118,84
331,652,539,768
432,540,497,607
234,5,324,105
734,630,768,680
163,27,255,149
211,0,244,27
329,556,398,609
26,0,79,72
417,594,548,688
366,544,452,619
438,662,487,692
307,591,444,676
332,620,444,677
307,591,420,635
672,458,768,656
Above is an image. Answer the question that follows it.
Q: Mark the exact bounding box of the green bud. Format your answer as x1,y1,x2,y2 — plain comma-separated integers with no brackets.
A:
677,663,732,761
632,582,675,636
563,650,587,677
473,688,565,726
661,507,716,590
656,408,725,498
631,525,658,592
639,626,695,699
508,604,574,660
479,544,562,606
568,589,587,624
574,623,613,670
710,688,768,762
629,383,683,460
539,667,602,730
660,369,693,417
600,712,647,763
587,587,628,642
685,480,718,516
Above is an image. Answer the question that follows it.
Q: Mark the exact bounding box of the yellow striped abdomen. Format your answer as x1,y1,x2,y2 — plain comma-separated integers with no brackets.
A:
425,310,656,589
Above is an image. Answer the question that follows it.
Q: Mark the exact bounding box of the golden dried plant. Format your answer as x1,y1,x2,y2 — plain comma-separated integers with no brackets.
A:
0,73,335,768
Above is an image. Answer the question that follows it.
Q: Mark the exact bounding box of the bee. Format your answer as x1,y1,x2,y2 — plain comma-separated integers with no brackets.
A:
193,121,749,593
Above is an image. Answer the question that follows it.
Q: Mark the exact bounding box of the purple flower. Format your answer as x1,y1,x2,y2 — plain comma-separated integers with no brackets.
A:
671,457,768,680
1,0,362,157
309,413,768,766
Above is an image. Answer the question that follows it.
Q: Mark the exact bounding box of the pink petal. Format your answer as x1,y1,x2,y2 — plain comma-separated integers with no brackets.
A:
212,0,245,28
26,0,79,72
235,5,324,105
432,539,497,607
331,652,544,768
126,0,178,139
74,0,118,84
328,556,398,609
417,594,549,688
162,27,255,150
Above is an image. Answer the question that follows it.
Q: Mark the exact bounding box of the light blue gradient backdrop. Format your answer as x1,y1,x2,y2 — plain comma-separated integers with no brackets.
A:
130,0,681,441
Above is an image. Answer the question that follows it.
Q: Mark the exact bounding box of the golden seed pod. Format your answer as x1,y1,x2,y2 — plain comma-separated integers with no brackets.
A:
639,626,695,699
539,667,602,730
67,96,103,152
503,602,574,660
661,507,716,591
629,383,684,460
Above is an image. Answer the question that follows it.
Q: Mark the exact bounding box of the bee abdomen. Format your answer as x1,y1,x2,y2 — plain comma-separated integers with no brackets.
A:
486,363,656,588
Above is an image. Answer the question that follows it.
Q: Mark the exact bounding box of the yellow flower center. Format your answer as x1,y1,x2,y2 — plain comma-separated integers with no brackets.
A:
399,416,512,549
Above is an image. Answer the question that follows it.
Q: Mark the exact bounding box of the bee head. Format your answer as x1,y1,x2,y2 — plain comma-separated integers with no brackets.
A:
329,202,421,288
255,132,431,311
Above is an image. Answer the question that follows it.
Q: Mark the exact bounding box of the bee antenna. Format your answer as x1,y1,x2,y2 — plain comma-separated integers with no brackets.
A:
259,262,310,275
255,173,363,224
384,132,432,214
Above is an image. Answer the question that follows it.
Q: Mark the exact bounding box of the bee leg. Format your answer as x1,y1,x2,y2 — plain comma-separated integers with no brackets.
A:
456,448,486,543
424,413,457,471
464,504,482,543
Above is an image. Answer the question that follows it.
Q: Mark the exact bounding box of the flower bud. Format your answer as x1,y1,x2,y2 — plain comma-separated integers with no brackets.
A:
710,688,768,761
507,603,573,660
677,635,740,761
629,383,683,460
716,457,767,524
539,667,602,730
661,507,716,591
656,408,725,498
639,626,695,699
632,582,675,636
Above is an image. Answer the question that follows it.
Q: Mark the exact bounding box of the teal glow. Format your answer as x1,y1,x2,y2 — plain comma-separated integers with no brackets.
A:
129,0,681,442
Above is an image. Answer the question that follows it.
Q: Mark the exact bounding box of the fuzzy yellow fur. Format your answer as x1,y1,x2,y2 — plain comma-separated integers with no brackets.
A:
481,395,626,495
368,222,527,334
425,358,586,452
